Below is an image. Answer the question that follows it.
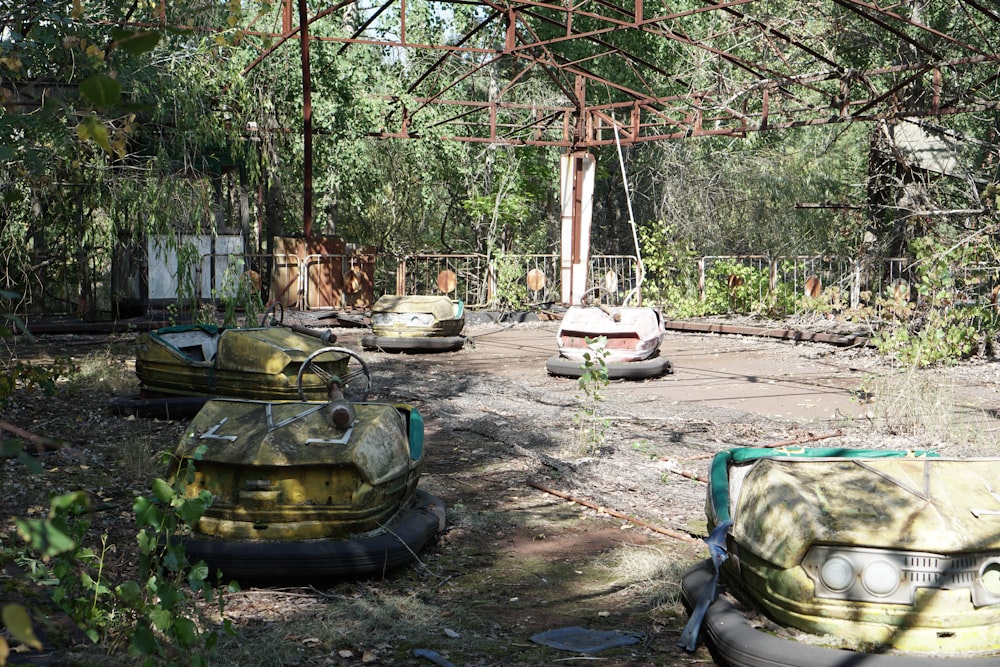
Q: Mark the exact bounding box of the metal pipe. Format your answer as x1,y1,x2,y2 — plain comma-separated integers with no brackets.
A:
298,0,313,239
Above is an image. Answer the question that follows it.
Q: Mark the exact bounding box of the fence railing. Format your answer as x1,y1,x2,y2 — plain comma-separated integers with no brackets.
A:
385,253,641,307
156,251,1000,313
693,255,1000,310
29,246,1000,318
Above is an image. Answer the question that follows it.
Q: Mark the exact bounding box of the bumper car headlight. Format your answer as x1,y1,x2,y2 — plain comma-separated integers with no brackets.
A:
406,313,435,327
804,545,1000,606
861,559,901,597
980,560,1000,597
372,312,436,327
819,555,855,592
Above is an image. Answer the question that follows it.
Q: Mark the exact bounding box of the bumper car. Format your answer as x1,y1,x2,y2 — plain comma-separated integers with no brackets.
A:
546,288,671,379
112,305,350,418
680,447,1000,666
361,294,466,353
171,347,446,582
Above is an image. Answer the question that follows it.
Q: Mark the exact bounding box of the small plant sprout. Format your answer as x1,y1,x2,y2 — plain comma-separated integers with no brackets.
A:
574,336,611,454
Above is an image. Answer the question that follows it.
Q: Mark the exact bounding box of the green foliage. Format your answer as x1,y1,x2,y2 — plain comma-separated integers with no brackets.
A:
574,338,611,454
491,254,531,310
637,223,702,316
874,305,988,367
0,357,73,410
174,241,204,317
2,3,258,317
15,492,91,561
214,260,264,328
126,454,235,666
1,602,43,663
8,451,233,666
702,261,767,315
874,237,1000,366
0,290,27,340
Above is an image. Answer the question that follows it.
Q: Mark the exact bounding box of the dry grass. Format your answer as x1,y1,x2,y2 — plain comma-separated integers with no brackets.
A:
606,543,690,615
68,348,136,397
208,585,445,666
852,369,1000,454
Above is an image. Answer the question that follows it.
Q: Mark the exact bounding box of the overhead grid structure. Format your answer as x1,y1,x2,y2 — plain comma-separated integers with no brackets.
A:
131,1,1000,302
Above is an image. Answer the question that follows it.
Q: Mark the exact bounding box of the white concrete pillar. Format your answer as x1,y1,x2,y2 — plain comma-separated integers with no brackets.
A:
560,152,595,305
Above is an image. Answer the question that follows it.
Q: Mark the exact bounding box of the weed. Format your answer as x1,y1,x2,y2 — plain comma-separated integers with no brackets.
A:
0,358,73,408
214,259,264,328
492,253,530,310
574,337,611,454
630,440,658,460
637,223,702,317
174,241,203,318
851,371,995,447
65,348,135,397
871,237,1000,366
7,453,234,667
124,452,236,665
608,544,691,614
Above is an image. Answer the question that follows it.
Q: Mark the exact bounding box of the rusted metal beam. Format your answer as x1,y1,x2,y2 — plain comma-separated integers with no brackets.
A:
298,0,314,239
527,479,703,544
101,0,1000,150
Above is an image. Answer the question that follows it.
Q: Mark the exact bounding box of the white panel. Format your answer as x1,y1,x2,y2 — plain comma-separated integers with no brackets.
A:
211,235,246,299
560,152,595,305
148,234,242,301
147,236,178,300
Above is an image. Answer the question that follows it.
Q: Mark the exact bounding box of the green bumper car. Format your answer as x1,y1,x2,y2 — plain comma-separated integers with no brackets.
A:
362,295,466,353
681,447,1000,666
112,321,357,418
171,347,446,582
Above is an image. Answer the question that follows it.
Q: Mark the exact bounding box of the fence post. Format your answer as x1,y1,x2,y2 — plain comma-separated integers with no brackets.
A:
396,258,406,296
851,259,861,309
487,257,496,306
698,257,706,302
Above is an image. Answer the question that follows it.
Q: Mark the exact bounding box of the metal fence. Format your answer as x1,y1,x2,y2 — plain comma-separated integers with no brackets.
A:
390,254,492,307
159,251,1000,313
694,254,1000,310
26,246,1000,318
381,253,641,307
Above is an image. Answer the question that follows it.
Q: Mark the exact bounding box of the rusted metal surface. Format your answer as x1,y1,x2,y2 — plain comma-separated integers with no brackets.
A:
556,305,665,362
271,236,376,310
661,318,871,347
120,1,1000,149
298,0,315,238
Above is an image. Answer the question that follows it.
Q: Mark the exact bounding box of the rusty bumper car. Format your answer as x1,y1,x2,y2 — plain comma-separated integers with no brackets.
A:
361,295,467,353
171,348,446,582
680,447,1000,666
112,310,349,417
546,289,671,380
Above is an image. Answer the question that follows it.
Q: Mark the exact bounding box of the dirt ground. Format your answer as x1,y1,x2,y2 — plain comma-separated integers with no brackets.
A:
4,315,1000,666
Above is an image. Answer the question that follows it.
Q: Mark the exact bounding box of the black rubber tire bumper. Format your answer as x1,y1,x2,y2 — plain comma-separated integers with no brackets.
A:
680,559,1000,667
361,334,466,353
183,489,447,583
110,395,209,419
545,354,672,380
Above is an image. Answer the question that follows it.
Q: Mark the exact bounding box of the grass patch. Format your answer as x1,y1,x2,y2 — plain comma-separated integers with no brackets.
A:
211,585,444,666
607,543,690,616
854,371,1000,450
67,348,136,396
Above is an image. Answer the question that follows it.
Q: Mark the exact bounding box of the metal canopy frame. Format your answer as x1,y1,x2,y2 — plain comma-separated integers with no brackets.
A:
139,1,1000,150
246,0,1000,150
126,1,1000,277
